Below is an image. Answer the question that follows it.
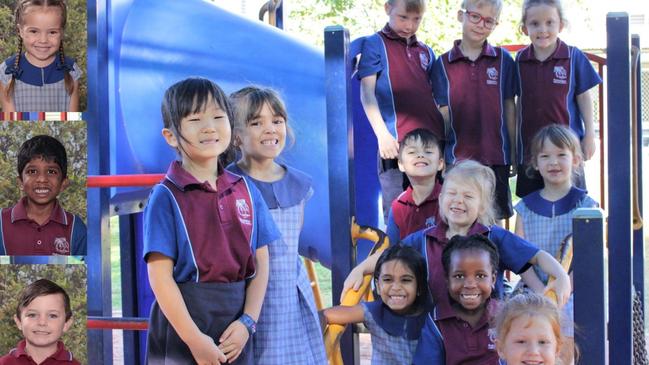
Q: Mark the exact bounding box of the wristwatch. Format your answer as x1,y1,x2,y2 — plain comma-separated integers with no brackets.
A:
238,313,257,335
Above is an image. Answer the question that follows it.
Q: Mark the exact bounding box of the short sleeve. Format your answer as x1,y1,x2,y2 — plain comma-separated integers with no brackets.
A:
580,195,599,208
357,34,384,80
573,47,602,95
143,185,179,261
385,208,400,244
70,62,82,81
71,215,87,256
412,313,445,365
248,179,281,251
431,57,448,106
0,62,11,85
502,49,518,99
489,225,539,275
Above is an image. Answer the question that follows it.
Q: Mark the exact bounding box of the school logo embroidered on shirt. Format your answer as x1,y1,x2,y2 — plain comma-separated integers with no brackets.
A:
486,67,498,85
419,51,430,70
236,199,252,225
53,237,70,255
553,66,568,84
487,328,497,350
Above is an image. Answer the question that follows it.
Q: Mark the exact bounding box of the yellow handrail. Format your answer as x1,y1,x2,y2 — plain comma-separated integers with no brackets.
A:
323,218,390,365
545,234,573,305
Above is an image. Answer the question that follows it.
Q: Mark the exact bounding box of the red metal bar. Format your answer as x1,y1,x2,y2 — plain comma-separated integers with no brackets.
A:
87,174,165,187
87,317,149,330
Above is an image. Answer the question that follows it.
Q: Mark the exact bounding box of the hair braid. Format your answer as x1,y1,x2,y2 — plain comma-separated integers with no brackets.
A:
6,38,22,98
59,41,73,95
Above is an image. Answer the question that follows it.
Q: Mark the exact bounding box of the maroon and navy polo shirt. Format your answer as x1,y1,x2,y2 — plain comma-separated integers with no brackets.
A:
432,40,517,165
143,161,280,284
357,24,444,141
515,39,602,164
0,197,87,255
386,181,442,243
434,299,499,365
0,340,80,365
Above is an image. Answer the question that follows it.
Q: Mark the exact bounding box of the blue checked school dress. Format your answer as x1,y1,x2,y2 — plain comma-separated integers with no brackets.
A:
227,164,327,365
1,53,81,112
514,187,598,336
362,300,427,365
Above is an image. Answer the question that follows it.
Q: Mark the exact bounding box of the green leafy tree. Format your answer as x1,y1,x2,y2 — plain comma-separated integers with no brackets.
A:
0,264,87,364
0,121,87,222
0,0,87,111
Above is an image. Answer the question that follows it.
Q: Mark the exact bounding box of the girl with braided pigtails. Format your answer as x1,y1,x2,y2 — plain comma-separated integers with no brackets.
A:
0,0,81,112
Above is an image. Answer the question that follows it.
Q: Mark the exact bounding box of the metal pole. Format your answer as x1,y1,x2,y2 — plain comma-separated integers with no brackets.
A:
606,12,633,365
325,25,359,365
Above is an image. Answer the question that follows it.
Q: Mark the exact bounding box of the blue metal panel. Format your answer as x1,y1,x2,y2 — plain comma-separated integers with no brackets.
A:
631,35,645,304
606,12,633,365
325,25,358,365
119,215,141,365
573,208,607,365
112,0,331,266
87,0,113,363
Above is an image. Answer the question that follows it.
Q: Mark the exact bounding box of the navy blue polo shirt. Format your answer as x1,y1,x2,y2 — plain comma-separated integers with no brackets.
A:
0,197,87,255
143,161,280,283
0,340,80,365
432,40,517,165
386,181,442,243
401,222,537,306
515,39,602,164
357,24,445,141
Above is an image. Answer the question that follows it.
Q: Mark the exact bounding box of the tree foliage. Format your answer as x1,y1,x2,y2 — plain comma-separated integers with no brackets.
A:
0,121,87,222
0,0,87,111
0,264,87,364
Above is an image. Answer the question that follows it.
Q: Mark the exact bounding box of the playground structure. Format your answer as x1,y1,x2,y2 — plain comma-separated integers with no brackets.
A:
83,1,645,364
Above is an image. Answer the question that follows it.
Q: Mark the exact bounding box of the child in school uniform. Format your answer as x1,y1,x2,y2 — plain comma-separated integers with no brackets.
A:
0,135,86,256
514,0,602,197
431,0,517,221
144,78,279,365
0,279,81,365
227,86,327,364
414,234,501,364
0,0,81,112
358,0,444,219
386,128,444,244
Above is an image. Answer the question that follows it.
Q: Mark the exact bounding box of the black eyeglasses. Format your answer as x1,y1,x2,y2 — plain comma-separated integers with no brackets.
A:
463,10,498,30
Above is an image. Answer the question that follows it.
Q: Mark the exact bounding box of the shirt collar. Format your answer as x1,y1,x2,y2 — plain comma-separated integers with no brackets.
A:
449,39,497,62
426,221,490,243
13,340,74,362
397,180,442,206
164,160,241,193
518,38,569,62
226,163,311,209
365,300,427,340
522,187,588,217
434,298,498,329
11,196,67,225
381,23,419,46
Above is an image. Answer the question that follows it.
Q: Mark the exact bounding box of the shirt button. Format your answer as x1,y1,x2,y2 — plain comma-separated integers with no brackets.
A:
37,240,42,245
463,323,468,328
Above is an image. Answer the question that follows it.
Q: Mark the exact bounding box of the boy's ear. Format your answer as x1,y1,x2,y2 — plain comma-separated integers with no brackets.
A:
162,128,179,149
397,159,406,173
63,317,72,333
495,339,504,358
60,177,70,192
457,10,464,23
521,25,529,36
13,315,22,331
17,176,24,192
384,2,392,15
437,158,445,172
